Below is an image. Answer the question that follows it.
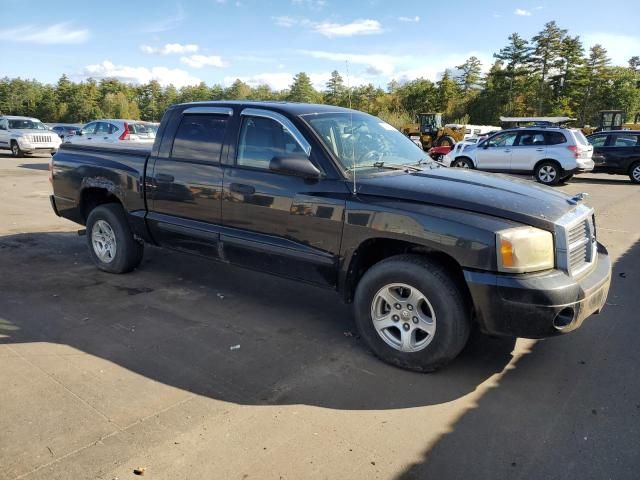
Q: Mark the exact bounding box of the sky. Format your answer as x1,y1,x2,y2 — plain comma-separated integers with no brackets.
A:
1,0,638,91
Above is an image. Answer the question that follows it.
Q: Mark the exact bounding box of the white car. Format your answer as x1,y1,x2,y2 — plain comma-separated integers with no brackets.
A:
0,115,62,157
67,119,157,146
441,127,594,185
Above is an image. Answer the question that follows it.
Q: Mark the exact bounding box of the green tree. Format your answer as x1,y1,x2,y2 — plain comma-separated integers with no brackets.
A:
324,70,346,105
455,56,482,94
530,21,568,113
288,72,318,103
494,33,531,115
225,79,251,100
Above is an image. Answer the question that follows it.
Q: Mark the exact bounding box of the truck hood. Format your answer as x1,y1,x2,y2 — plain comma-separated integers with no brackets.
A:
356,166,582,230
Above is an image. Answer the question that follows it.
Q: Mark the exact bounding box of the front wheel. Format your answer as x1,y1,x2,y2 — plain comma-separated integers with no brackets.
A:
535,161,561,186
86,204,144,273
629,162,640,184
10,141,23,158
452,158,473,169
354,255,471,372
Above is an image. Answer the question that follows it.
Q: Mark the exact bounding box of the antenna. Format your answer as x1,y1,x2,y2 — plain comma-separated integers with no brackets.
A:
346,60,356,195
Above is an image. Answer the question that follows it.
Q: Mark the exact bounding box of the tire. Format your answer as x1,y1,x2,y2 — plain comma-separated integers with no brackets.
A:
437,136,455,147
535,161,561,186
10,141,23,158
353,255,471,372
452,157,473,169
629,162,640,184
86,204,143,273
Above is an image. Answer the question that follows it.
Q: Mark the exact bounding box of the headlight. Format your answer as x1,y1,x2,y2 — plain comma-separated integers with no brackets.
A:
496,226,554,273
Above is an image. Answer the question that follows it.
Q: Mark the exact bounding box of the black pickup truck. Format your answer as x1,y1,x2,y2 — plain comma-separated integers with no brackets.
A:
50,102,612,371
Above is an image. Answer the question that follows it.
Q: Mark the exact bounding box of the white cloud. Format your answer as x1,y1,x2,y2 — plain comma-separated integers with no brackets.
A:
0,23,88,44
398,16,420,23
514,8,532,16
394,51,494,83
141,43,199,55
314,19,382,38
582,32,640,66
180,54,226,68
272,16,297,27
144,3,186,32
82,61,200,88
299,50,398,76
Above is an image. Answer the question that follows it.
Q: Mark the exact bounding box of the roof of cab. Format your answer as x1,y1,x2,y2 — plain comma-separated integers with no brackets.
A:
172,100,358,116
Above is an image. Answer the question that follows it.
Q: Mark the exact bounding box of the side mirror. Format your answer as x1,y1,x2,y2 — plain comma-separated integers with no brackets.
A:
270,156,322,179
483,143,490,149
77,130,85,136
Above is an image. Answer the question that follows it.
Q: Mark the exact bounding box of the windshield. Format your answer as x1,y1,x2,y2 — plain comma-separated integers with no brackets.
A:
304,112,430,172
8,119,48,130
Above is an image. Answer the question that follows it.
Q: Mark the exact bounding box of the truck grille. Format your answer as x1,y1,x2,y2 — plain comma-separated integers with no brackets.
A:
555,205,596,277
29,135,52,143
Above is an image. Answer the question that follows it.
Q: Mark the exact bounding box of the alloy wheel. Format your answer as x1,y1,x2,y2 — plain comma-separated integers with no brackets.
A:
370,283,436,353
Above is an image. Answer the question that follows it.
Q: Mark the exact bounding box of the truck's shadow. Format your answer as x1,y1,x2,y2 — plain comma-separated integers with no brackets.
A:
0,231,515,410
397,238,640,479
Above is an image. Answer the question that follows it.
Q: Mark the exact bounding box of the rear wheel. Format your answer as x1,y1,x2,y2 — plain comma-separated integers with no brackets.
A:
86,204,143,273
354,255,471,372
535,161,561,186
629,162,640,184
452,157,473,169
10,141,23,158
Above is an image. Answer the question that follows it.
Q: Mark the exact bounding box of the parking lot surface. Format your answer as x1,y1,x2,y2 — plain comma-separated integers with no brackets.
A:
1,153,639,480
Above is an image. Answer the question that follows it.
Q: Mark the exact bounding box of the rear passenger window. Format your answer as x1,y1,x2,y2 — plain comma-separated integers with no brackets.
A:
237,116,305,169
171,114,229,163
518,132,545,146
589,135,608,147
612,134,639,147
545,131,567,145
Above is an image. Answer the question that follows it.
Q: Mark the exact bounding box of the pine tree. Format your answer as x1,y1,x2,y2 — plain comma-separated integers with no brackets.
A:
494,33,531,115
324,70,345,105
455,56,482,94
288,72,318,103
530,21,568,113
580,44,611,124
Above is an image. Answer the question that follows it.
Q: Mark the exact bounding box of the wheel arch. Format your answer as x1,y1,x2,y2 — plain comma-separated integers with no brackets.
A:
340,237,470,305
79,187,123,223
534,158,562,173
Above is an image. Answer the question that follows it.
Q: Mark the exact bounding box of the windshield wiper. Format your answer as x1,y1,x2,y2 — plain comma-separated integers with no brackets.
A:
348,162,421,172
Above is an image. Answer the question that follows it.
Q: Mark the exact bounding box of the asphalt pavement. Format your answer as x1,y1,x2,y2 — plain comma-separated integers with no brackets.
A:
1,152,638,480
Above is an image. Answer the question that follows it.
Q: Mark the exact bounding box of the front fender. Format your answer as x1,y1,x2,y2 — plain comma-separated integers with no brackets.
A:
338,197,523,295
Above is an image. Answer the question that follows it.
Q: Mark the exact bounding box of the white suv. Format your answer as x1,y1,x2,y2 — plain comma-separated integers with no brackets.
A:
441,127,594,185
67,119,157,146
0,116,62,157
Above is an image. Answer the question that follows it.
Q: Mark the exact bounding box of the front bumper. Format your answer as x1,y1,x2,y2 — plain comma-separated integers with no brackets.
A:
464,242,611,338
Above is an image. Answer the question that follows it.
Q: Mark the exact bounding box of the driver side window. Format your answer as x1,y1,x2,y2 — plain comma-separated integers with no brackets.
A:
83,122,98,135
488,132,518,147
237,116,304,169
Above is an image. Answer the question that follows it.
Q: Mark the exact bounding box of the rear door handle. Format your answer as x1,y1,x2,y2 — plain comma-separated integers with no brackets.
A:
536,148,545,151
230,183,255,195
504,149,511,153
156,173,175,183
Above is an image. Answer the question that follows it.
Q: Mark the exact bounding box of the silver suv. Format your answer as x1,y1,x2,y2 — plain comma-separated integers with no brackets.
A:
441,127,594,185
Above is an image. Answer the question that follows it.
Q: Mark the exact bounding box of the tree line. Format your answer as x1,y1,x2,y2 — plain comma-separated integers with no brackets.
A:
1,21,638,128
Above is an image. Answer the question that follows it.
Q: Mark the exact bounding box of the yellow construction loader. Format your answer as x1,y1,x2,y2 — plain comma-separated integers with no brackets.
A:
582,110,640,135
401,113,464,150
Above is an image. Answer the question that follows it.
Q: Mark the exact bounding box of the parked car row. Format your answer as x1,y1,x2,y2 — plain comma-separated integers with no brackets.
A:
64,120,159,146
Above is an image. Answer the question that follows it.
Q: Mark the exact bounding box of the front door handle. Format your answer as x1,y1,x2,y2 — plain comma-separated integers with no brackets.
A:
504,149,511,153
536,148,544,151
230,183,255,195
156,173,175,183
